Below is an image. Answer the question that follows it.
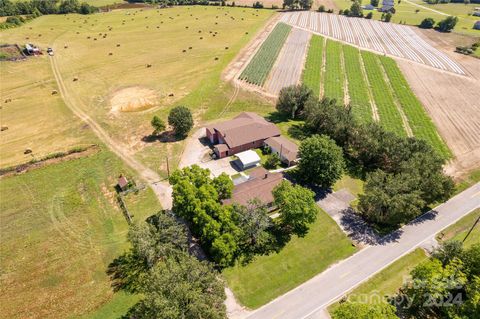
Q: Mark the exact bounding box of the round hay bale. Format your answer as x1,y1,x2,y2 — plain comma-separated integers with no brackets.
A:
73,77,79,81
94,38,97,40
215,22,218,25
214,57,219,60
199,37,203,40
109,52,113,56
116,44,121,47
189,46,192,49
24,149,32,154
225,46,229,49
51,90,58,95
1,126,8,132
38,34,42,37
146,64,152,68
64,45,68,49
168,93,174,97
182,49,186,52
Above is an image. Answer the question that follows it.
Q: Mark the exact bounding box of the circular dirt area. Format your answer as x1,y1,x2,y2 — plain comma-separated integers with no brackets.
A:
110,87,158,112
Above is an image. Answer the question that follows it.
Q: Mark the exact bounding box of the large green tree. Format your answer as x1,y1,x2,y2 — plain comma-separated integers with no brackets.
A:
297,135,345,188
128,253,226,319
396,243,480,318
168,105,193,138
276,84,314,119
169,165,239,267
273,181,318,237
232,199,275,262
437,16,458,32
358,170,425,227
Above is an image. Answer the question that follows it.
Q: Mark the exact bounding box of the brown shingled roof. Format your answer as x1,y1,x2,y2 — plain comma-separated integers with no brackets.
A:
223,167,283,207
209,112,280,148
264,136,299,163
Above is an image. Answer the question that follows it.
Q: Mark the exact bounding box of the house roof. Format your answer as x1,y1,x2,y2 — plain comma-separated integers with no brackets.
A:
208,112,280,148
265,136,299,163
236,150,261,167
223,167,284,207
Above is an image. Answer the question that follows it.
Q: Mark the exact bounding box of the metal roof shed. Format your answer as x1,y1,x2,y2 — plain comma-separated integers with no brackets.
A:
236,150,261,170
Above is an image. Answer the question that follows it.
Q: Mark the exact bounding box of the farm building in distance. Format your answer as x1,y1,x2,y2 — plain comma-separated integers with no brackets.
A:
264,136,299,167
223,167,283,209
206,112,281,158
379,0,394,12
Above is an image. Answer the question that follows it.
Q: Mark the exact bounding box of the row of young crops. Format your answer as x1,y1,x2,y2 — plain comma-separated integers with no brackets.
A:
301,35,323,98
379,57,452,158
300,35,451,157
238,23,450,157
239,22,291,86
323,40,344,103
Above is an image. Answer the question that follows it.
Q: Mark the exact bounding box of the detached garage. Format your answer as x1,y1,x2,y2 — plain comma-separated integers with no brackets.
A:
236,150,261,170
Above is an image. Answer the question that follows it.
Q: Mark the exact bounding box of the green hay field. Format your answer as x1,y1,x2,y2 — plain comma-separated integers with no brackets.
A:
0,6,273,176
0,149,161,319
0,57,95,168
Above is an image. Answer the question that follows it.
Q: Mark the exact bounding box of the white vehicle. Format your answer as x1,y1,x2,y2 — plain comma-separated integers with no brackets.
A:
47,47,54,56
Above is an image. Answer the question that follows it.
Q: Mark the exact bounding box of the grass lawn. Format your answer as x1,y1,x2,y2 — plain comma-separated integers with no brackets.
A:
455,168,480,194
328,248,428,313
0,149,161,319
333,175,364,197
223,209,357,309
0,6,274,176
437,209,480,248
77,291,141,319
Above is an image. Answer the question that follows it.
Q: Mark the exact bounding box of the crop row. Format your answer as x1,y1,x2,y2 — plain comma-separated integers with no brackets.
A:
360,51,406,137
301,34,324,97
379,57,451,158
342,45,372,124
323,40,344,103
239,23,291,86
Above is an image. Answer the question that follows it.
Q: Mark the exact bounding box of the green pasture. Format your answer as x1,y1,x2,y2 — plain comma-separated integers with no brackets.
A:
0,149,161,319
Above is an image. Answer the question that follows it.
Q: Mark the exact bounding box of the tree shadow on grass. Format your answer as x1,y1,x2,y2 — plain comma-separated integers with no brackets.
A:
142,130,184,143
106,252,146,294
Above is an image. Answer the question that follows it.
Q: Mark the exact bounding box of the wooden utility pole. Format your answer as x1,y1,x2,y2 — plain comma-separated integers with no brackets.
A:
166,156,170,179
463,215,480,243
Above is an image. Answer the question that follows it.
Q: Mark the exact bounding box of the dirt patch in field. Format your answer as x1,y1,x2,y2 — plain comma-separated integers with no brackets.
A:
110,87,158,113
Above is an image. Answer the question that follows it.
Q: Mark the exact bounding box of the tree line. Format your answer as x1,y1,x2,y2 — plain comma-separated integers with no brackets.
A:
276,84,454,229
0,0,98,17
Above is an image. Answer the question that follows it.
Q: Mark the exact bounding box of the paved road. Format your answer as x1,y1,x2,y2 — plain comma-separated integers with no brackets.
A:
246,183,480,319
